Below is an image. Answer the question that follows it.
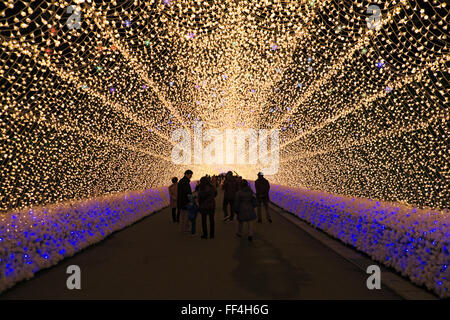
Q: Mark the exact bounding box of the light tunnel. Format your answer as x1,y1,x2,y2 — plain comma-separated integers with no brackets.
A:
0,0,449,300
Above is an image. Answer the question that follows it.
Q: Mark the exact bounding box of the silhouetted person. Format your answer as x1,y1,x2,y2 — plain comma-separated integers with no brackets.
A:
177,169,193,233
187,192,198,236
234,179,257,241
211,175,218,188
197,176,218,239
236,176,243,190
222,171,237,222
255,172,272,223
168,177,179,223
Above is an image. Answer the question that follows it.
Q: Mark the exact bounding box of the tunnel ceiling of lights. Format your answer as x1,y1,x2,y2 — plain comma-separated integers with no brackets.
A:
0,0,448,212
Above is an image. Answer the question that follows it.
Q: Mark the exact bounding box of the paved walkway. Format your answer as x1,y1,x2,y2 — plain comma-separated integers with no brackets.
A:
1,190,401,299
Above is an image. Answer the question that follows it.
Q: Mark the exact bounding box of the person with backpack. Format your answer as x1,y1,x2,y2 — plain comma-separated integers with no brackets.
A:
197,176,218,239
255,172,272,223
233,179,258,242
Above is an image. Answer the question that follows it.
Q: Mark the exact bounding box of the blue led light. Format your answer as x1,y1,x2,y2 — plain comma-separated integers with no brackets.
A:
0,187,170,293
246,182,450,298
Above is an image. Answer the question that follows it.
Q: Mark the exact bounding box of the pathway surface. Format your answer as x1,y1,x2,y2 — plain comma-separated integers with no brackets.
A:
1,190,401,299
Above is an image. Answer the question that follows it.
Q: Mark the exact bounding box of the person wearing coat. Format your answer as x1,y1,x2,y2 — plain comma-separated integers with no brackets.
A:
233,179,258,242
222,171,238,222
255,172,272,223
177,169,193,233
168,177,179,223
197,176,218,239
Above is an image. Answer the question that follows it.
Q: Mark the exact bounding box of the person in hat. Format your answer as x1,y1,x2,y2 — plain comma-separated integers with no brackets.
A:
255,172,272,223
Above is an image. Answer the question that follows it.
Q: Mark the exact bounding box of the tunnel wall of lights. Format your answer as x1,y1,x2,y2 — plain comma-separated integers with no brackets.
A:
1,0,448,213
0,0,448,297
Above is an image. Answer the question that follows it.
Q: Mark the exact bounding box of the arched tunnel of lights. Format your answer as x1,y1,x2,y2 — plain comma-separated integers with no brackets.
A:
0,0,448,297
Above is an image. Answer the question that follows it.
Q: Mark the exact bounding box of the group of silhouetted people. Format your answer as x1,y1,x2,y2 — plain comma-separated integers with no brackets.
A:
168,170,271,242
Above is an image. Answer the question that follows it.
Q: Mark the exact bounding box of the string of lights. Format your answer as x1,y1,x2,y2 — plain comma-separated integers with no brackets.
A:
0,0,448,212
